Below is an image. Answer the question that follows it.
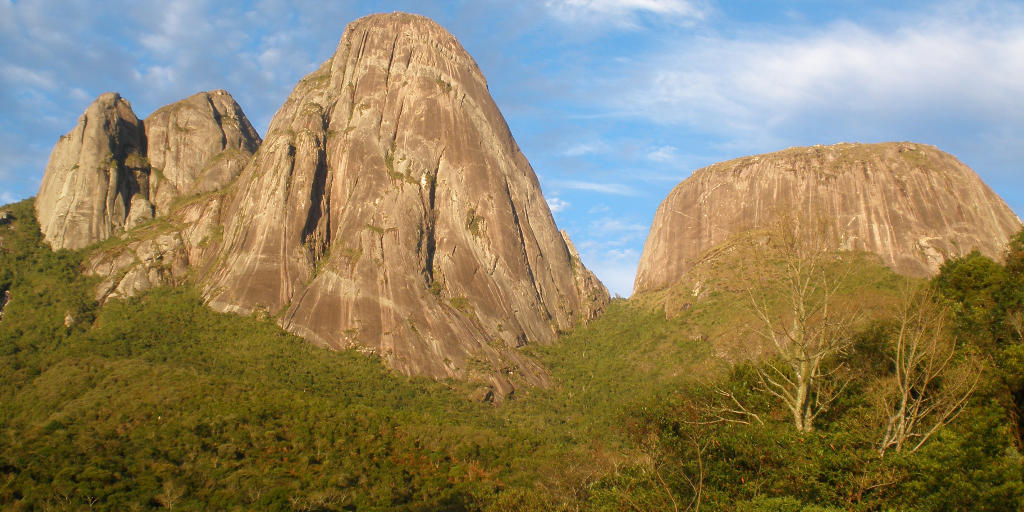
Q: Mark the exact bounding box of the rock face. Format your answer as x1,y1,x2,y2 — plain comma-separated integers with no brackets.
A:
145,90,261,214
87,192,229,301
205,13,608,395
36,93,151,250
635,142,1022,294
35,90,260,251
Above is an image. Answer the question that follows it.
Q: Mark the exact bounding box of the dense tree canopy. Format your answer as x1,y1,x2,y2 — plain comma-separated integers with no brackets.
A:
2,199,1023,510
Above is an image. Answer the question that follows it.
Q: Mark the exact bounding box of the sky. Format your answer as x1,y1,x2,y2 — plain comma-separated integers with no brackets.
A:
1,0,1022,297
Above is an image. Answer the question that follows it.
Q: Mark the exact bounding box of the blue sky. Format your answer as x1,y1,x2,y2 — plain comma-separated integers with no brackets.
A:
2,0,1022,296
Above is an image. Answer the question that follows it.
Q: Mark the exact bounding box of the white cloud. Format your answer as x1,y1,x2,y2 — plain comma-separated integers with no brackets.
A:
1,64,55,89
139,65,177,86
546,0,708,28
577,246,641,297
139,0,212,55
590,217,648,234
616,3,1024,151
552,180,640,196
547,196,570,213
646,145,678,162
0,0,14,33
562,142,604,156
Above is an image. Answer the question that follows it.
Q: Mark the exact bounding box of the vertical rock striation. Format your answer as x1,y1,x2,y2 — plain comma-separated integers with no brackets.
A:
205,13,608,396
635,142,1023,294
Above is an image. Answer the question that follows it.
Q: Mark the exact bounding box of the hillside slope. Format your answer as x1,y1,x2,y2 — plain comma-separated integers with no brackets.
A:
3,198,1022,510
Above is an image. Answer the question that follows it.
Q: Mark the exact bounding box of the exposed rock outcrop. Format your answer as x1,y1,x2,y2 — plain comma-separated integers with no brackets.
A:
34,13,605,397
204,13,608,396
33,90,258,299
87,192,228,301
36,93,151,250
145,90,261,214
635,142,1023,294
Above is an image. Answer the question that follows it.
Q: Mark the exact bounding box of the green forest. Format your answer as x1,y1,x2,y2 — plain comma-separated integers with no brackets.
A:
2,197,1024,511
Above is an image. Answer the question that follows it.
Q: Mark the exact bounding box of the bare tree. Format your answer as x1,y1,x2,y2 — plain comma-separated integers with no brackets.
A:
1007,309,1024,343
744,217,858,432
877,282,980,456
155,480,185,510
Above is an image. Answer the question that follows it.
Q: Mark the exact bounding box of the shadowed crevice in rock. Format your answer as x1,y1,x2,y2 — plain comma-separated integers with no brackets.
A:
301,153,332,271
420,151,442,286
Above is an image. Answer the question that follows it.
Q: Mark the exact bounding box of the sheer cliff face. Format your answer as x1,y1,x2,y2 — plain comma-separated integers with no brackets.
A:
36,93,151,250
635,142,1023,294
205,13,608,394
35,90,260,251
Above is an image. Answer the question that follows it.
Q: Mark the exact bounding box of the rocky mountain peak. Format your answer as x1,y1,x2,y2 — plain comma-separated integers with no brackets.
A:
36,92,151,250
32,13,606,398
145,90,261,214
35,90,260,251
204,12,608,397
635,142,1023,295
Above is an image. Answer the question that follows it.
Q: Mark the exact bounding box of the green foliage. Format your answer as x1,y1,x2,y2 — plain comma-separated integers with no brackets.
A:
449,296,471,312
0,201,514,510
611,360,1023,511
429,280,443,297
2,287,514,510
337,244,362,267
465,208,482,237
385,140,399,179
0,199,98,387
124,153,151,169
435,77,453,94
897,402,1024,511
935,228,1024,449
934,251,1006,344
1005,229,1024,278
524,299,719,432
